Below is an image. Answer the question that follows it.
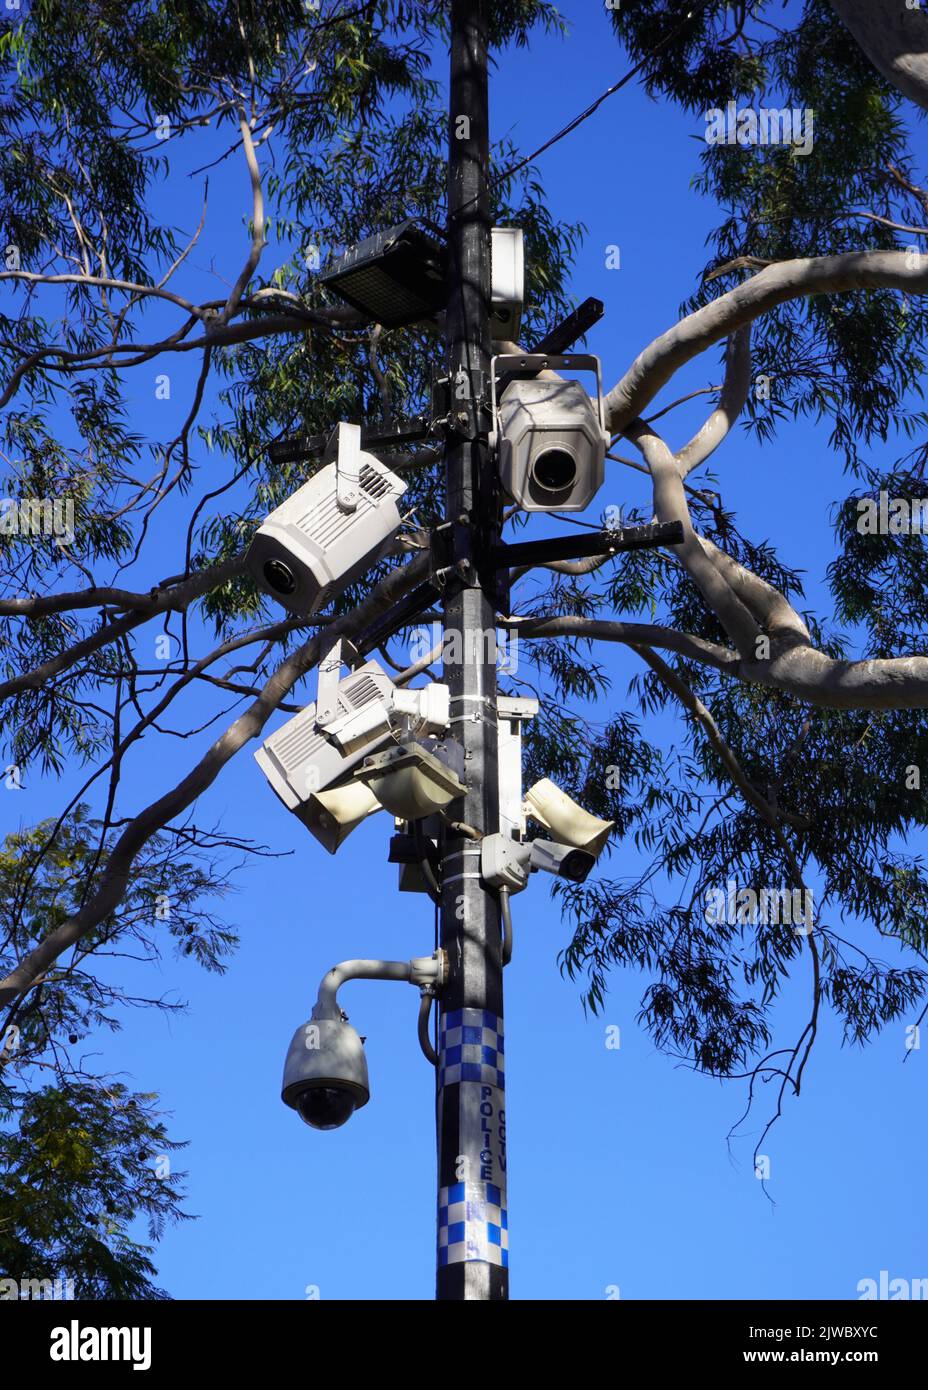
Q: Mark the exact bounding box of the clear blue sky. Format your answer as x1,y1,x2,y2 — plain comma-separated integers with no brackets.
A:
5,2,926,1300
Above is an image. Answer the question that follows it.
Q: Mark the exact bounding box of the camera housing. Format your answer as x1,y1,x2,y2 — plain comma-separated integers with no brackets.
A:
246,450,407,616
255,660,397,850
529,838,596,883
480,833,597,890
281,1015,370,1130
490,354,609,513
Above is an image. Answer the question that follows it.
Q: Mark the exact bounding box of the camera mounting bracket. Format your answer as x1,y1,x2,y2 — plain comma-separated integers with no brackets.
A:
315,637,360,727
488,352,607,452
321,420,362,514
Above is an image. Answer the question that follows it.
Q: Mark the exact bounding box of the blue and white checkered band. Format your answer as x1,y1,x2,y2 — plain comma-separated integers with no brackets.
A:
438,1181,509,1268
438,1007,505,1090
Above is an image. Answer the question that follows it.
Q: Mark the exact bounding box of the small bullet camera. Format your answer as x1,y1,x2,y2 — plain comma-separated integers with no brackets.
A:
281,1014,370,1130
480,833,597,890
529,838,596,883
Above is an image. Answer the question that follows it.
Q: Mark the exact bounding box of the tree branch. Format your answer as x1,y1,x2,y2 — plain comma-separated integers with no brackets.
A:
605,250,928,435
0,552,429,1008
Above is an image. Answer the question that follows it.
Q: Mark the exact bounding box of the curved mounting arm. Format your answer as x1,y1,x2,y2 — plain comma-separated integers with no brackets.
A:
489,352,606,440
312,953,446,1021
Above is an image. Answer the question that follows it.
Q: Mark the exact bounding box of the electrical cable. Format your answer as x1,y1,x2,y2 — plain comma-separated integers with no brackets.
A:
500,886,513,967
491,1,719,190
418,990,440,1066
413,817,443,906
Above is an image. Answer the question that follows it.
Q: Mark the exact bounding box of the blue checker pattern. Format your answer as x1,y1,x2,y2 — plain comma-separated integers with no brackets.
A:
438,1182,509,1268
438,1008,505,1089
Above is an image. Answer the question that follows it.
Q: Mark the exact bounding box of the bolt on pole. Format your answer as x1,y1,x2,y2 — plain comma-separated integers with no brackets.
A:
436,0,508,1301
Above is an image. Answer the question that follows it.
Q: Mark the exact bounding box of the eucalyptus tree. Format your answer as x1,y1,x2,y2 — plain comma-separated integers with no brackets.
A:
2,0,928,1292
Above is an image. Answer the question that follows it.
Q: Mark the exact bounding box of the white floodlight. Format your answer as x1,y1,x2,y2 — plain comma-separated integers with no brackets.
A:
355,737,465,820
255,659,454,852
246,423,407,615
255,660,397,851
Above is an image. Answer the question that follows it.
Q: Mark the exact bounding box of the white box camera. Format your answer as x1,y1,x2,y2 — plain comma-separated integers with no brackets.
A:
255,658,452,853
246,424,407,615
490,353,609,512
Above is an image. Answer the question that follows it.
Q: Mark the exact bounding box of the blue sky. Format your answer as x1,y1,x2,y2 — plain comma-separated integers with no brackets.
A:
4,2,927,1300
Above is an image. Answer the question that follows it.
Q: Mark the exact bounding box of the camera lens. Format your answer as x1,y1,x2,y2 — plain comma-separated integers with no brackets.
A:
296,1085,357,1130
532,449,577,494
562,848,595,883
263,558,297,596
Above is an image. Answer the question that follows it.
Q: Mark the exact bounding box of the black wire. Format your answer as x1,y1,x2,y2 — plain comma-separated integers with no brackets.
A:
546,510,613,531
491,0,718,191
434,0,719,225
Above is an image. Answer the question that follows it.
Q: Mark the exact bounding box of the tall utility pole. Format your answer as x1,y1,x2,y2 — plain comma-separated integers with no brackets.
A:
436,0,507,1301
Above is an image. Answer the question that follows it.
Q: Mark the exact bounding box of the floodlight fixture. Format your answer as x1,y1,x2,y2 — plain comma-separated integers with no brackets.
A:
319,220,447,327
355,737,465,820
255,659,397,851
320,220,525,333
255,659,455,852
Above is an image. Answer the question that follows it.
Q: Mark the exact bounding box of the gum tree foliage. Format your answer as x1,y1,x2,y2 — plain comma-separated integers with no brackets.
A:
0,0,577,1295
0,0,927,1288
0,807,235,1296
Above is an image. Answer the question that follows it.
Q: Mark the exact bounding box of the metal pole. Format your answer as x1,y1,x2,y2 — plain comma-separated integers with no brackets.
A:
436,0,507,1301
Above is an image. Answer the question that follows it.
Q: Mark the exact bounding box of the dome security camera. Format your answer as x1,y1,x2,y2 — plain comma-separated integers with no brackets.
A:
281,1014,371,1131
489,353,609,513
282,953,445,1130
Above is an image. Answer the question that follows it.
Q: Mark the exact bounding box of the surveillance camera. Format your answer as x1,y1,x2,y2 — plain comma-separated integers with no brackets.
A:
481,834,595,888
255,660,397,850
490,354,609,513
246,446,407,615
529,838,596,883
281,1014,370,1130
